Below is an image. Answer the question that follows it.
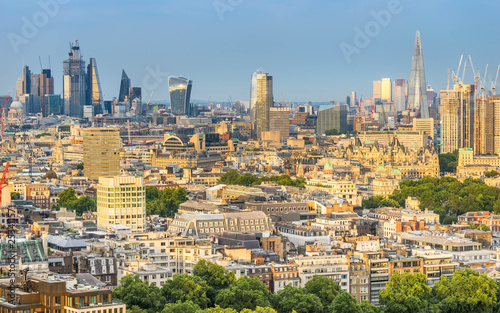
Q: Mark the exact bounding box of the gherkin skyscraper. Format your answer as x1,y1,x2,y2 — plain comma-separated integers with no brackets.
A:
408,31,429,118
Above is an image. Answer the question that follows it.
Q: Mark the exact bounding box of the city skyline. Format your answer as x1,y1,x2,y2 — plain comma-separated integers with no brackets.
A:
2,0,500,103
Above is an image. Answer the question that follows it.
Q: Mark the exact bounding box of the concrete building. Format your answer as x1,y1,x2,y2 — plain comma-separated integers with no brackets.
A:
83,128,122,180
96,176,146,232
269,107,290,141
26,183,50,209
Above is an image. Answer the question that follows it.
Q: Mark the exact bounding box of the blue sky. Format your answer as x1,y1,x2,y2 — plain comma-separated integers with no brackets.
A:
1,0,499,103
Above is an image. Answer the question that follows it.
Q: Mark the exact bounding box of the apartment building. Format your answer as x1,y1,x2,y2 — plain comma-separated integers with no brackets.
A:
26,183,50,209
292,254,350,291
349,259,370,303
269,263,300,292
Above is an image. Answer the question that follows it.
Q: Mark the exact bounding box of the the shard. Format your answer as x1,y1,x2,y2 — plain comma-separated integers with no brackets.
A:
408,31,429,118
118,69,131,102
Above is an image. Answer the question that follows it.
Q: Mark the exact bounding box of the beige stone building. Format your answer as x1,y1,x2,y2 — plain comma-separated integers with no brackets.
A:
83,127,122,180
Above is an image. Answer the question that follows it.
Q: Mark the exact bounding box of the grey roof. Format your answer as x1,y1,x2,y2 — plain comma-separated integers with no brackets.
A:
47,235,87,249
75,273,106,286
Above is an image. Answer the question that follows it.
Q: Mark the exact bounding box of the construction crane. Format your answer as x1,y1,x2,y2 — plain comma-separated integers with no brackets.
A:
461,60,467,84
452,54,464,84
0,92,11,139
481,65,488,95
492,65,500,95
357,95,362,117
468,55,480,90
0,162,10,205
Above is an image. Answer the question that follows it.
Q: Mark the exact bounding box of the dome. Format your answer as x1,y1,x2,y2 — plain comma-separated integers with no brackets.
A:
10,101,23,109
324,161,333,171
391,167,401,174
45,170,58,180
375,164,385,171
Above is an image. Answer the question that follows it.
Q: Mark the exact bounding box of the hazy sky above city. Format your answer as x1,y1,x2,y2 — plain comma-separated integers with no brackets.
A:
1,0,499,104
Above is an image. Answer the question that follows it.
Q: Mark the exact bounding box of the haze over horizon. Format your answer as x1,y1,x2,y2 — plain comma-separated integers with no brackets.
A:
2,0,499,103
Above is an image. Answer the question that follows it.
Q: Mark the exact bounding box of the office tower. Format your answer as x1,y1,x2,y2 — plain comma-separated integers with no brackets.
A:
39,69,54,116
269,107,290,141
18,94,38,115
86,58,104,116
409,30,429,118
63,42,87,117
350,91,357,107
381,78,392,102
474,95,488,155
345,96,350,106
490,96,500,154
373,80,381,103
83,128,122,180
250,68,264,123
96,176,146,232
45,94,60,115
440,84,475,153
118,69,131,102
30,73,41,113
394,78,408,112
413,118,434,139
15,65,31,100
254,73,273,139
129,87,142,101
316,104,348,135
427,85,436,107
168,76,193,116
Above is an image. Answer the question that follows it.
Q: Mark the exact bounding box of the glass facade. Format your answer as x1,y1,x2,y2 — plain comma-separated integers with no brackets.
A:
45,94,61,115
168,76,192,115
63,43,87,117
316,104,348,135
409,31,429,118
254,73,273,139
87,58,105,115
118,70,131,102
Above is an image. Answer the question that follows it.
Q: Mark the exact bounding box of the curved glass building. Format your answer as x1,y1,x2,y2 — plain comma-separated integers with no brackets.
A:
168,76,192,116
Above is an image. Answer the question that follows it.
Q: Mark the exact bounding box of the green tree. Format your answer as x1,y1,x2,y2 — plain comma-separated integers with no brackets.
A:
161,300,200,313
215,277,272,312
359,301,380,313
433,268,497,313
161,274,211,309
330,291,361,313
146,187,188,217
241,308,278,313
439,151,458,174
10,192,20,200
304,275,340,309
113,275,165,313
67,196,96,215
75,162,84,170
380,272,432,313
485,170,500,178
146,187,160,201
272,285,323,313
199,306,238,313
442,215,458,225
58,187,77,206
193,260,236,304
324,129,340,136
127,305,148,313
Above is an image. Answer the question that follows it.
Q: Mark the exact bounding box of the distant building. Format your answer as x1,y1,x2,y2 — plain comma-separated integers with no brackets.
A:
269,107,290,141
381,78,392,102
63,41,87,117
394,78,408,112
118,69,131,102
87,58,105,115
83,128,122,180
408,31,429,118
316,104,348,135
168,76,193,116
253,73,273,139
96,176,146,232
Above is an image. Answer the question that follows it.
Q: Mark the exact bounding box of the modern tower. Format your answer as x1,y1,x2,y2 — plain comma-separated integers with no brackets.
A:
373,80,381,103
440,84,475,153
316,105,348,135
394,78,408,112
16,65,31,100
350,91,357,107
168,76,192,116
118,70,131,102
408,31,429,118
39,69,54,116
83,127,122,180
250,68,264,123
63,42,87,117
381,78,392,102
87,58,105,115
254,73,273,139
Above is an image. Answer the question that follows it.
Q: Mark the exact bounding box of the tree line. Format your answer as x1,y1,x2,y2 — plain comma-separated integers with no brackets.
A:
218,170,306,188
146,187,188,217
362,176,500,223
114,261,500,313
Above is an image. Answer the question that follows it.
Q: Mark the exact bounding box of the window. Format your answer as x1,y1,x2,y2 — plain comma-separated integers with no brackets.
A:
91,295,97,304
55,296,61,305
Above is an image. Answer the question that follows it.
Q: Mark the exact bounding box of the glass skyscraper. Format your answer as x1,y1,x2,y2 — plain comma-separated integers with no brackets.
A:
409,31,429,118
168,76,192,115
316,105,348,135
118,70,131,102
87,58,104,115
63,42,87,117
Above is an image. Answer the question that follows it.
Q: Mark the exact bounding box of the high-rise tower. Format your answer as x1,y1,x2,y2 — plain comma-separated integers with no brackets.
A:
394,78,408,112
254,73,273,139
87,58,104,115
408,31,429,118
63,41,87,117
118,70,131,102
168,76,192,116
250,68,264,123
